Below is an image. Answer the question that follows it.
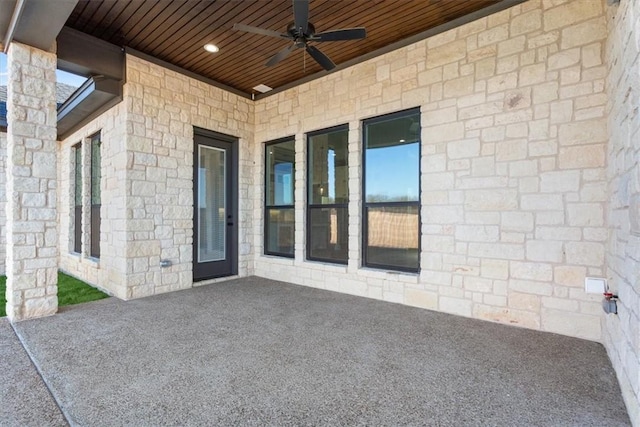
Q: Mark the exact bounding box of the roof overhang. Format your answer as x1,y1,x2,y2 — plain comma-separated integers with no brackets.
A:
57,27,125,80
55,28,125,139
57,76,121,140
0,0,78,53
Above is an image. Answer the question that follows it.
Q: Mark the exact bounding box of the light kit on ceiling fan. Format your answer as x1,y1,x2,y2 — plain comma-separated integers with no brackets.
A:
233,0,366,71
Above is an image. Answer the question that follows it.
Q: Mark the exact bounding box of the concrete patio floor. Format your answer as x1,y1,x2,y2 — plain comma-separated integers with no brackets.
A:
1,276,631,426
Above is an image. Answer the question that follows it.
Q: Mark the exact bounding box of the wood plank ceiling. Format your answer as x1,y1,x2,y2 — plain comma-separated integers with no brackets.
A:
65,0,505,96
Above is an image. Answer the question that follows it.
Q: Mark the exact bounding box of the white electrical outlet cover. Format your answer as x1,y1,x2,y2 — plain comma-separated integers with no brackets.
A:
585,277,607,294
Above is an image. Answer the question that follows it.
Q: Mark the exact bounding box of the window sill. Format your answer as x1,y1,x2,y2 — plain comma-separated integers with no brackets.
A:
65,252,100,268
260,254,295,264
84,256,100,267
304,259,348,270
359,266,420,278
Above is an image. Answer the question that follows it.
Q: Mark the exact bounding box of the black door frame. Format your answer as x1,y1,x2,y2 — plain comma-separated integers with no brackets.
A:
193,127,239,281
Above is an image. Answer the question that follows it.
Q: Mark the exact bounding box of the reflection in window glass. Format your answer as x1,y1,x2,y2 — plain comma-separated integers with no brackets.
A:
266,208,295,255
365,113,420,203
307,125,349,263
0,54,6,125
90,135,101,205
363,109,420,271
366,205,419,270
308,129,348,204
265,139,295,257
74,144,83,206
308,207,348,262
366,143,419,202
73,143,82,254
266,140,295,206
90,133,101,258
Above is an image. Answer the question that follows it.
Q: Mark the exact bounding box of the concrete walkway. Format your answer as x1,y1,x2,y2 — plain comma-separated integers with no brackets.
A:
0,319,67,426
3,277,631,426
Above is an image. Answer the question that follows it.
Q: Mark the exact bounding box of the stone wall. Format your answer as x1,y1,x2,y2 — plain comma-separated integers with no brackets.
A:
0,132,6,275
604,0,640,423
253,0,609,341
58,101,128,298
5,42,58,320
59,55,255,298
122,56,254,297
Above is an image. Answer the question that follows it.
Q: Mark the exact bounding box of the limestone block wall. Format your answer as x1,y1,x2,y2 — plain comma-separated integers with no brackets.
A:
125,56,255,298
59,56,255,298
604,0,640,423
58,101,128,298
0,132,6,275
254,0,609,341
120,56,254,298
5,42,58,320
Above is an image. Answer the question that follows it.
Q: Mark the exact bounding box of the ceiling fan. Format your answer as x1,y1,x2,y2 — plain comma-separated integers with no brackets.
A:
233,0,366,71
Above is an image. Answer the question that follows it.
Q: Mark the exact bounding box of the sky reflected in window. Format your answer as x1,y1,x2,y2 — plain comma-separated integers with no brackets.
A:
366,142,419,202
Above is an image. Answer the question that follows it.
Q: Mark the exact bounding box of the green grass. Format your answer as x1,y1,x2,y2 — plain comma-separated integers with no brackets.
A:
0,276,5,318
0,272,109,317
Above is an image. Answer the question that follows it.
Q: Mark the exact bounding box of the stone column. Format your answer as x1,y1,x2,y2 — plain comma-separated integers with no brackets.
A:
5,42,58,321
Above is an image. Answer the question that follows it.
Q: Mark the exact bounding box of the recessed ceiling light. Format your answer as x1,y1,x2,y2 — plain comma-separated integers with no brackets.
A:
252,84,273,93
204,44,219,53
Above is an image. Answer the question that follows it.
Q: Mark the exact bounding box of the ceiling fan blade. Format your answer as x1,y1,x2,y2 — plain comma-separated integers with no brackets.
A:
266,44,297,67
233,23,290,39
306,45,335,71
315,27,366,42
293,0,309,34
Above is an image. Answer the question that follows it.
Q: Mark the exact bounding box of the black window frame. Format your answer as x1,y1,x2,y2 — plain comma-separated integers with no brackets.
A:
72,142,82,254
362,107,421,273
89,132,101,259
306,124,349,265
264,136,296,258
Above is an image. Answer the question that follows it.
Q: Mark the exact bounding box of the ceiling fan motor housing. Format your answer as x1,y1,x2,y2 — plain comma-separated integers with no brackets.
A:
287,21,315,39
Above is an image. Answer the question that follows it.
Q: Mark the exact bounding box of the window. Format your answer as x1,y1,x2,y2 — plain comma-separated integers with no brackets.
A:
70,133,102,259
265,138,295,257
363,108,420,272
0,53,6,128
90,133,101,258
73,143,82,253
307,125,348,263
